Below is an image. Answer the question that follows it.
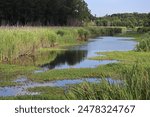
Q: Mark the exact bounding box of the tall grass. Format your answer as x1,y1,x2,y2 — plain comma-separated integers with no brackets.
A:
0,27,123,62
67,62,150,100
136,32,150,52
0,27,78,62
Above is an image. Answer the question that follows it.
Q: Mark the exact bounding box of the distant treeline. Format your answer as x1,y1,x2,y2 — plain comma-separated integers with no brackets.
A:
0,0,91,26
96,13,150,27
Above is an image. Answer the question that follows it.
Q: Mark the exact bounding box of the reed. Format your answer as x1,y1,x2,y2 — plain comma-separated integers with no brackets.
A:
67,62,150,100
0,27,123,63
136,32,150,52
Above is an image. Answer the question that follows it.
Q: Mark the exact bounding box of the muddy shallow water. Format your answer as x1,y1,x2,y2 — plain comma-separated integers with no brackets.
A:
0,77,121,97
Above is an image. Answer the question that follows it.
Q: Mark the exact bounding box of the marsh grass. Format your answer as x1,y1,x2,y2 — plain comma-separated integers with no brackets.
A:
0,27,123,62
0,63,37,82
0,27,78,62
0,81,19,87
67,62,150,100
136,32,150,52
91,51,150,66
28,63,121,82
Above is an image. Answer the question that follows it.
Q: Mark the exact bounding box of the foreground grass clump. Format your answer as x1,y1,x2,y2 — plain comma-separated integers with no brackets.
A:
67,62,150,100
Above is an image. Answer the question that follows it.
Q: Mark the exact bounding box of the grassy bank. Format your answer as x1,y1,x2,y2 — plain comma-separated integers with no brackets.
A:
0,27,123,63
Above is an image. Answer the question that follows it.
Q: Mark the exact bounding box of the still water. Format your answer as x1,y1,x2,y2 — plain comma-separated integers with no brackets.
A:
38,36,137,71
0,77,121,97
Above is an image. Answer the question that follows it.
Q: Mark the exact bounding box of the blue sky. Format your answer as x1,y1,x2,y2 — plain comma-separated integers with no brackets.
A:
85,0,150,16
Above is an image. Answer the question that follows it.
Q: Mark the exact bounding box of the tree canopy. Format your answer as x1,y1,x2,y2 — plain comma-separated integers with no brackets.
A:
0,0,91,26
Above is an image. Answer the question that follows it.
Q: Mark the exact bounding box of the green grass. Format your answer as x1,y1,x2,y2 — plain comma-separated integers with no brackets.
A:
90,51,150,66
28,63,122,82
0,27,123,62
0,81,19,87
116,30,142,38
0,27,78,62
136,32,150,51
67,62,150,100
0,64,37,81
0,63,39,87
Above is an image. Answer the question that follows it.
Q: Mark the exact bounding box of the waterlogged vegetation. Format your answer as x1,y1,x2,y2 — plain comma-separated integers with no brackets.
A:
29,64,119,82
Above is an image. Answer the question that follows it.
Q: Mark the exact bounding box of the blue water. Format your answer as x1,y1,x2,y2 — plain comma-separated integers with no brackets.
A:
0,77,121,97
38,36,137,70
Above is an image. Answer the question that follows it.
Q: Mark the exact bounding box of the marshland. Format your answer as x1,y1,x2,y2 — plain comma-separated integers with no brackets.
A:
0,0,150,100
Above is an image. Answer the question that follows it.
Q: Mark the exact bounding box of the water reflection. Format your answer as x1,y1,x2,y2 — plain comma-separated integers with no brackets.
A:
41,50,88,69
40,37,136,70
9,51,60,66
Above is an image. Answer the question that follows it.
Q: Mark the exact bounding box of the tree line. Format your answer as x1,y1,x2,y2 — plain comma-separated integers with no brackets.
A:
0,0,91,26
95,13,150,27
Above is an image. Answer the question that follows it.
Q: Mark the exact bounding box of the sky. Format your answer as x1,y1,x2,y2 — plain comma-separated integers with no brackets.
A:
85,0,150,16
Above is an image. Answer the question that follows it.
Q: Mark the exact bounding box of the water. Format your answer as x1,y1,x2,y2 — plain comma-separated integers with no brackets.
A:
0,77,121,97
38,36,137,70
